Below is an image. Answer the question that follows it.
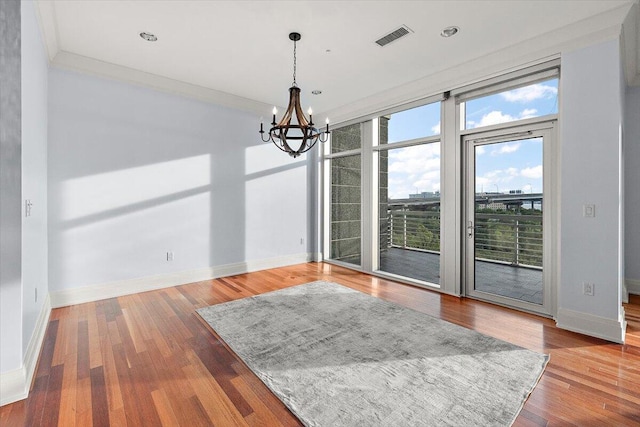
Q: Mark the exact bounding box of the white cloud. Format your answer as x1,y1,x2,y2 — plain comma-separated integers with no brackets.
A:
431,122,441,135
491,142,521,156
472,108,541,129
475,145,486,155
521,165,542,179
386,144,441,198
474,168,521,193
501,83,558,103
388,144,440,175
519,108,538,119
477,111,515,127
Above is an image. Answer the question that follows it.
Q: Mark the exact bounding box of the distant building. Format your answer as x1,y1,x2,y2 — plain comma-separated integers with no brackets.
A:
409,191,440,199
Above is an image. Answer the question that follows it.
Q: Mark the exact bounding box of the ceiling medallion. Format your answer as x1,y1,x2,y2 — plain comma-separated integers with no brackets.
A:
259,32,329,158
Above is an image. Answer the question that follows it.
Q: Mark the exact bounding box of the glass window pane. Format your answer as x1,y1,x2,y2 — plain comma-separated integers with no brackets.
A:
330,155,361,265
465,78,558,130
331,123,361,154
379,143,440,284
382,102,440,145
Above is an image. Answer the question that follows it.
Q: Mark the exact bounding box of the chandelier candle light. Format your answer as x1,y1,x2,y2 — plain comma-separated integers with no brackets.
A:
259,32,330,158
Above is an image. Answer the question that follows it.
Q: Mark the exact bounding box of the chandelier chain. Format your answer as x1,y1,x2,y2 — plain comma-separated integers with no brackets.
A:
292,39,297,86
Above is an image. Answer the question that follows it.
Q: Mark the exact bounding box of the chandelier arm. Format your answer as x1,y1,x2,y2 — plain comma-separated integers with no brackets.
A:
318,131,330,143
259,132,272,143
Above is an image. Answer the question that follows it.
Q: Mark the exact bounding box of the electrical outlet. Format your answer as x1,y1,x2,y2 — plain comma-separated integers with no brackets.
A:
583,204,595,218
583,282,595,296
166,251,174,261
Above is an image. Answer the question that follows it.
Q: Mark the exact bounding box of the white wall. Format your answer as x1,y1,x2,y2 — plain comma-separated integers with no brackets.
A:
0,0,23,374
559,39,625,338
21,0,49,358
48,68,309,292
626,86,640,286
625,87,640,292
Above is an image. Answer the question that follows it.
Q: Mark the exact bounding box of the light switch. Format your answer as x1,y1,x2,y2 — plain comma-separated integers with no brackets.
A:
583,204,595,218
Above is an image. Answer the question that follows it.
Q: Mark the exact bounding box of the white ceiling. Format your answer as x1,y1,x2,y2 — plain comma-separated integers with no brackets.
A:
36,1,639,120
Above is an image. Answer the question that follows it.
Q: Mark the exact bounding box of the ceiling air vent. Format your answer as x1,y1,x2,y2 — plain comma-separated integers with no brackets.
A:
375,25,413,47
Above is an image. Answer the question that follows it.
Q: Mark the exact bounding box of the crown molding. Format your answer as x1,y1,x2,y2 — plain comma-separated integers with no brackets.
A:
51,51,275,116
34,0,58,62
622,1,640,86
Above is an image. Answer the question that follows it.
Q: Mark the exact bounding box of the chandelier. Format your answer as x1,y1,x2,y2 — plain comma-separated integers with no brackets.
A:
259,32,330,158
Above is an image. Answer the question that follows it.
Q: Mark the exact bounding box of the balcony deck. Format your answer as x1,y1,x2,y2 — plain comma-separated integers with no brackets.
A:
379,247,543,305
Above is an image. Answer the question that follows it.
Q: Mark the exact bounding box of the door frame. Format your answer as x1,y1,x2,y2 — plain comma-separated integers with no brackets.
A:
463,120,557,316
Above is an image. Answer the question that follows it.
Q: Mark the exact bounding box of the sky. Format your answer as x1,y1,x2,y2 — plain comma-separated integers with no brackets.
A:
385,78,558,199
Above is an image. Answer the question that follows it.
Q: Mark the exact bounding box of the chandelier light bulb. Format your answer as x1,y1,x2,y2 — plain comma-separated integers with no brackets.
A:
308,107,313,115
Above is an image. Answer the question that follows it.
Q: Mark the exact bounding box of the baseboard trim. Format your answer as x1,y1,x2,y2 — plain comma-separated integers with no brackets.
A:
50,253,313,308
627,278,640,295
623,281,629,304
556,307,626,344
311,252,323,262
0,368,26,407
0,294,52,406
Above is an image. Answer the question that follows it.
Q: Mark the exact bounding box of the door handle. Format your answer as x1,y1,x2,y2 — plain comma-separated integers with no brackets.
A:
467,221,475,238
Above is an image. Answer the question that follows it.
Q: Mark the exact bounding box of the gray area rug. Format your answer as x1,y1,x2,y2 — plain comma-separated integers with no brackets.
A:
197,281,548,426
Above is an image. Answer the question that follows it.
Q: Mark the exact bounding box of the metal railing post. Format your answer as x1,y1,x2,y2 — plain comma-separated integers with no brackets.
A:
514,219,520,266
388,209,393,248
403,207,407,249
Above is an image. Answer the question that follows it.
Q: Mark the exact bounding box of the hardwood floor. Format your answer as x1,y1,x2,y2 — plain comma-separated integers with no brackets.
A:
1,262,639,426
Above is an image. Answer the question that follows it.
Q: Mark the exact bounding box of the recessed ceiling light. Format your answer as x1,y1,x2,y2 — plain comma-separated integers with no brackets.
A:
140,32,158,42
312,90,322,95
440,26,459,38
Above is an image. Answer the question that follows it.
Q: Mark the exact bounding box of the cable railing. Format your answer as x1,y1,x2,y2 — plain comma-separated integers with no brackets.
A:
386,210,441,252
384,209,542,268
474,213,542,268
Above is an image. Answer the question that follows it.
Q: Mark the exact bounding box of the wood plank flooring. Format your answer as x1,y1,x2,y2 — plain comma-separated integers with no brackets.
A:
1,262,639,426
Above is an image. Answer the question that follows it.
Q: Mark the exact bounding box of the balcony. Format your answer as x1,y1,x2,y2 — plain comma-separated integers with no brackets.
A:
379,208,543,304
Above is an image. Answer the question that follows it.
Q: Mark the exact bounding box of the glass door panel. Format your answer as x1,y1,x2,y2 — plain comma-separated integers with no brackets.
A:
466,133,548,313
